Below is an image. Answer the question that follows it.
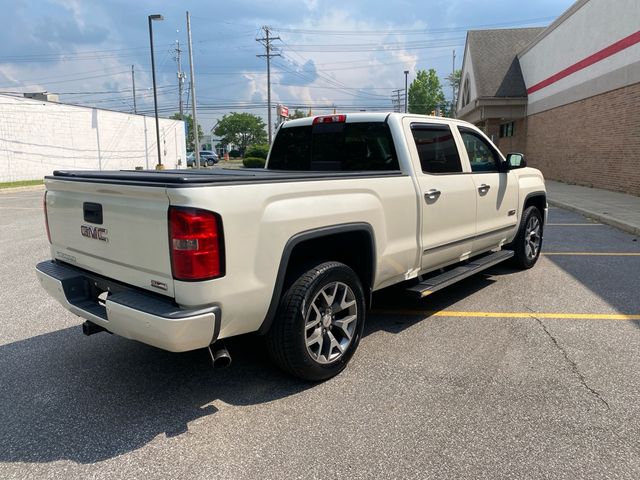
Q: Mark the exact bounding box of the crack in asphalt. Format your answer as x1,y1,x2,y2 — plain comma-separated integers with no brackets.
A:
526,308,611,411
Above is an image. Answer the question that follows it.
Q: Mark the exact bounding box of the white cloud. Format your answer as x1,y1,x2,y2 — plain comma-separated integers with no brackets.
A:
267,8,425,113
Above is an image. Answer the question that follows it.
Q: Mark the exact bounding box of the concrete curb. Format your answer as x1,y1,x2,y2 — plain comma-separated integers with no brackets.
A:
548,198,640,237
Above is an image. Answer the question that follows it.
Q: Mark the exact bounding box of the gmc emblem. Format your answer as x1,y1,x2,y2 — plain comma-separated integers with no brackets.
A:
80,225,109,242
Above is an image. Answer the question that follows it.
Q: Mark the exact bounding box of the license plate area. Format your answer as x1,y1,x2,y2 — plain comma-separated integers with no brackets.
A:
61,273,128,321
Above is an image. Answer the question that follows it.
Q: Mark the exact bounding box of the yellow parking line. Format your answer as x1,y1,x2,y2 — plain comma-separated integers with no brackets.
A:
543,252,640,256
546,223,602,226
371,310,640,321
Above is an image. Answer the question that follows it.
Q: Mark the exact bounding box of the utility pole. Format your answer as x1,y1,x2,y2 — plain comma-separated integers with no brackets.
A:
148,14,164,169
131,65,137,114
404,70,409,113
257,26,280,144
451,49,456,117
392,89,403,113
174,40,186,117
186,11,200,168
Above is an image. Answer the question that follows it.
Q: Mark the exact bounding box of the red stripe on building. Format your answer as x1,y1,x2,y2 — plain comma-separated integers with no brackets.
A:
526,29,640,95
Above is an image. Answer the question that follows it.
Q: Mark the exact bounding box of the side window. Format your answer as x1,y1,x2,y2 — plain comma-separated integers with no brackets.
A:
410,124,462,174
459,128,500,172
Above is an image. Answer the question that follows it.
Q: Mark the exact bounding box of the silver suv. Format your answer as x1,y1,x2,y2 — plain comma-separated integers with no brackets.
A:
186,151,219,167
200,150,219,166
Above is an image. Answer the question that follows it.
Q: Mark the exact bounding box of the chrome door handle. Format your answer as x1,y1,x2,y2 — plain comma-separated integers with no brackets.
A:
425,189,441,201
478,184,491,193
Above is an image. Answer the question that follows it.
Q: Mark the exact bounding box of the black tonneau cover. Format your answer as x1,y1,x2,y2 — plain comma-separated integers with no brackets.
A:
49,168,403,188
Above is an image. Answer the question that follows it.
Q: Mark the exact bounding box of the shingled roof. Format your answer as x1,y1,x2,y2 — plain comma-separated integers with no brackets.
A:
467,27,545,98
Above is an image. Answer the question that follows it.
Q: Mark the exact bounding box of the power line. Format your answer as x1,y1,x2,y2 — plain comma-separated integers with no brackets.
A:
0,85,175,95
279,38,465,53
0,70,131,89
274,16,555,35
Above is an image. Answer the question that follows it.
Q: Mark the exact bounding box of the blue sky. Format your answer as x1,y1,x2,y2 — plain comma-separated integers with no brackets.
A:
0,0,575,132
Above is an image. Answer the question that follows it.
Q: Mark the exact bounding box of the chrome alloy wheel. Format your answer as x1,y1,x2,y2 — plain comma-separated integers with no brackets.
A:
305,281,358,364
525,215,541,260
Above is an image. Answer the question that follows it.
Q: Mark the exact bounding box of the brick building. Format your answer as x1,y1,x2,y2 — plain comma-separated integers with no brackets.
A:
456,0,640,196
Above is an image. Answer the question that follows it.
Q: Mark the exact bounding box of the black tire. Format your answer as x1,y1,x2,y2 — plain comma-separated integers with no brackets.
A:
511,206,543,269
206,158,214,166
266,261,366,381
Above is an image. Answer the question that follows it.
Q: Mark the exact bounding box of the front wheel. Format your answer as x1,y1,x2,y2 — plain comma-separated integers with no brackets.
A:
511,206,543,269
266,261,366,381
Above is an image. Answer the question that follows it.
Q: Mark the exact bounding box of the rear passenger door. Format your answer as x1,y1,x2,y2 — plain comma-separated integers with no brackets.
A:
457,127,519,252
407,122,477,272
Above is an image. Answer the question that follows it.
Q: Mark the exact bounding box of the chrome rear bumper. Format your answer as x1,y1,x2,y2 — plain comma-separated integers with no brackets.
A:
36,261,220,352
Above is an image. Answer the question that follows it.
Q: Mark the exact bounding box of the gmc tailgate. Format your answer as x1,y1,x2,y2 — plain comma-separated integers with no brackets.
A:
44,178,175,297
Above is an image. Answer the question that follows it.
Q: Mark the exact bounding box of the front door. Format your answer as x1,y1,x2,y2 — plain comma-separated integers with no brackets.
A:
457,127,518,252
408,122,477,272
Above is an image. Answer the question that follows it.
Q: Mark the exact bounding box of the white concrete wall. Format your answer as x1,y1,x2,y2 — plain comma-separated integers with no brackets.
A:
0,94,186,182
519,0,640,114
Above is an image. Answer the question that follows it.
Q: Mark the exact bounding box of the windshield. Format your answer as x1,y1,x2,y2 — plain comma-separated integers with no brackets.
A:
267,121,400,171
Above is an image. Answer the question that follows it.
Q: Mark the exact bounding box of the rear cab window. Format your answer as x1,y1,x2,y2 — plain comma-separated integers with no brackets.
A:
410,124,463,174
268,120,400,171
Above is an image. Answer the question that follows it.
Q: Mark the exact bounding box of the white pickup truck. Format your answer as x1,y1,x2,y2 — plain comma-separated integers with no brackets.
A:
36,113,546,380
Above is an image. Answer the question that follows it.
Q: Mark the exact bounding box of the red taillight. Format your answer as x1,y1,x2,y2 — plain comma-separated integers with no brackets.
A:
43,191,51,244
313,114,346,125
169,207,224,281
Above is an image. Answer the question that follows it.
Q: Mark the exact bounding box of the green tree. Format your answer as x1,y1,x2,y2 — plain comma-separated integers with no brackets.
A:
170,113,204,152
445,68,462,116
408,69,445,115
213,113,267,155
245,144,270,159
289,109,307,119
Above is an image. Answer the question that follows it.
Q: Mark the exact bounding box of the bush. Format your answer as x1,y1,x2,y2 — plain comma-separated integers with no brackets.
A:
243,157,266,168
245,144,270,159
229,149,241,158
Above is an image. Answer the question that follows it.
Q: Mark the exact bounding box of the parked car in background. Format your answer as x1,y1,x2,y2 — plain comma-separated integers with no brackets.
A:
186,151,218,167
200,150,219,166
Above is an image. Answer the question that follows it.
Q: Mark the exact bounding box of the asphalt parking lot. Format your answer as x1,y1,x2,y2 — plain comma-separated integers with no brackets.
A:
1,188,639,480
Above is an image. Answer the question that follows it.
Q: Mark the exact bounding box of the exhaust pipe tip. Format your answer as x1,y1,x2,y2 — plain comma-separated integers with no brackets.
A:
213,348,232,369
208,344,232,369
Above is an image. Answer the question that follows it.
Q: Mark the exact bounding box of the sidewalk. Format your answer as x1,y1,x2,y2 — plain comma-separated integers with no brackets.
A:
545,180,640,236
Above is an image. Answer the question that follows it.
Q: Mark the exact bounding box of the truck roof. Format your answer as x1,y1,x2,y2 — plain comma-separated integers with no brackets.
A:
280,112,466,128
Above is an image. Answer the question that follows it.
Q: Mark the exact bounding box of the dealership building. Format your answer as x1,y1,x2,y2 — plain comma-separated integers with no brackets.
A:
456,0,640,195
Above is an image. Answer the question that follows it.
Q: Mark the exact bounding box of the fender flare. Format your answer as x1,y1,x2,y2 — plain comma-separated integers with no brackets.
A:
522,191,547,223
507,191,546,247
257,223,376,335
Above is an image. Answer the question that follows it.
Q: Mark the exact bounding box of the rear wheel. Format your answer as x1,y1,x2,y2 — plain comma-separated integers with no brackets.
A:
266,261,366,381
206,158,215,166
511,206,543,269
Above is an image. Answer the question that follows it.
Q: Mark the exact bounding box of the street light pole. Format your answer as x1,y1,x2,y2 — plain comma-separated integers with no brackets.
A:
148,14,164,170
404,70,409,113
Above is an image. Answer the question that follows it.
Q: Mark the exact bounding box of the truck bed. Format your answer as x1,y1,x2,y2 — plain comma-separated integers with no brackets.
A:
49,168,404,187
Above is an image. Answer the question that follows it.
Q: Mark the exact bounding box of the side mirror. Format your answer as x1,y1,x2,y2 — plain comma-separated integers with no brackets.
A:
506,153,526,169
